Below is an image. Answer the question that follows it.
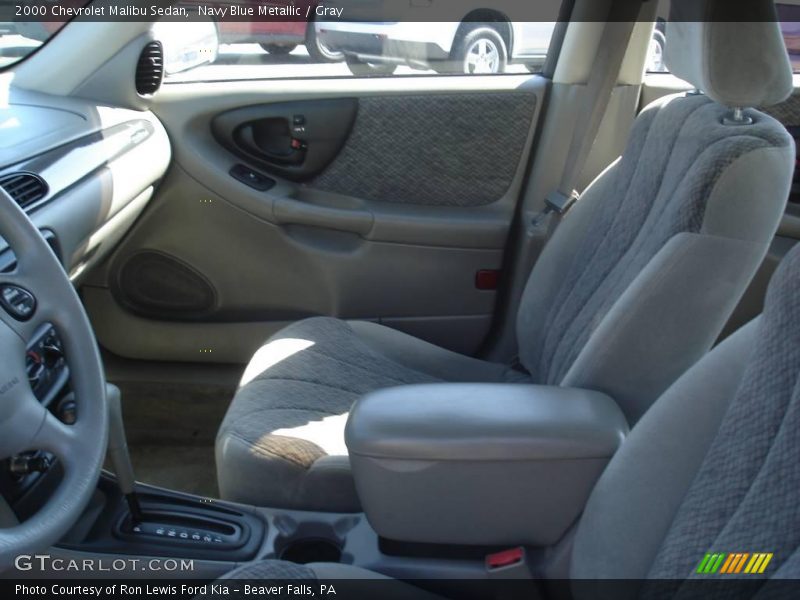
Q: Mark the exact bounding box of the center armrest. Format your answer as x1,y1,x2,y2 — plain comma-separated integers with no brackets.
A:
345,383,628,547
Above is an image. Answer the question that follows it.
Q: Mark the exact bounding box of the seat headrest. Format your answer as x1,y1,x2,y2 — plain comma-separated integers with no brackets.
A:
665,0,793,107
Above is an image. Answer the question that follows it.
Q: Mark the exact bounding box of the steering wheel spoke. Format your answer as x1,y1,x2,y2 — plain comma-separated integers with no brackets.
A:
0,368,45,461
30,411,78,469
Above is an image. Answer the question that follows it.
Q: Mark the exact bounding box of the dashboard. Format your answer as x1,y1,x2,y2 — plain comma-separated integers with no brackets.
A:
0,82,170,512
0,86,170,283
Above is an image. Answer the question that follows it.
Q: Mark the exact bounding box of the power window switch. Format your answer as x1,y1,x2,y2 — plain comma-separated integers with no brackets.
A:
230,164,276,192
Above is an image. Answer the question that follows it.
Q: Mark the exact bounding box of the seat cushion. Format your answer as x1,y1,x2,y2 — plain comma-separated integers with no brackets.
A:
216,317,526,511
207,560,445,600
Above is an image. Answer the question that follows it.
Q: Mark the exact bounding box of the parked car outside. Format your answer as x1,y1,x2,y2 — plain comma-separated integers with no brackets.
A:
181,0,344,62
318,20,555,76
319,18,668,76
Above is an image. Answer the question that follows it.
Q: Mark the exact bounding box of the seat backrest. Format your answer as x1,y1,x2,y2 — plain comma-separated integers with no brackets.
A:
570,224,800,594
516,0,795,423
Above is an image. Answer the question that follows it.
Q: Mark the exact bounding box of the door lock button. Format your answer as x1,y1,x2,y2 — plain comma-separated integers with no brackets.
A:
292,115,307,135
0,284,36,321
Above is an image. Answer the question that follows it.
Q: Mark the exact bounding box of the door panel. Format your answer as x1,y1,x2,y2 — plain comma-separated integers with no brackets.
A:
83,76,546,363
311,93,537,207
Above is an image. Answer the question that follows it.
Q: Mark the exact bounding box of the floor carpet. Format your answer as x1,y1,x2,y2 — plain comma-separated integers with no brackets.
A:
128,444,218,499
107,369,239,499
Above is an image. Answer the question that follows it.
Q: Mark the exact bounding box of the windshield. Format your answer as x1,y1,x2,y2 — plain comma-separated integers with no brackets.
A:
0,2,85,69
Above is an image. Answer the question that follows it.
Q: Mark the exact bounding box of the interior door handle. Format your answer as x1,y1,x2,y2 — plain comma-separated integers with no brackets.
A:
236,123,306,166
212,98,358,182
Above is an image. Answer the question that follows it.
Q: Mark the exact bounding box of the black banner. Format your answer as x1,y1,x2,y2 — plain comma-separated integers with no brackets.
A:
4,578,800,600
0,0,796,24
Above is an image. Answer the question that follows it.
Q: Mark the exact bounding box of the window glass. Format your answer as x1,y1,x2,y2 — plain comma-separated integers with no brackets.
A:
777,3,800,72
2,1,560,80
0,9,72,69
163,1,558,81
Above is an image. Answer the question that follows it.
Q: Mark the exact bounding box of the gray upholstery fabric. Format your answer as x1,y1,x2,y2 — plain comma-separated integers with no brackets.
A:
571,319,759,586
561,233,771,423
763,92,800,127
647,247,800,583
220,19,796,510
216,317,525,511
665,1,793,108
517,94,793,397
219,91,793,510
218,245,800,595
312,93,537,207
572,244,800,594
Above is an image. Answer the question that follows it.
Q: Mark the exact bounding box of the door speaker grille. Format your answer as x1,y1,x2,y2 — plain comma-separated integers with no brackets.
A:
114,251,216,320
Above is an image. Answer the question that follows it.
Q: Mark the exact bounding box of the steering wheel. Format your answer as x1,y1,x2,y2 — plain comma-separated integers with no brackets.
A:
0,188,108,569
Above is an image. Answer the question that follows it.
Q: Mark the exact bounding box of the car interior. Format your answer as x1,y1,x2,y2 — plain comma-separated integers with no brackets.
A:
1,0,800,597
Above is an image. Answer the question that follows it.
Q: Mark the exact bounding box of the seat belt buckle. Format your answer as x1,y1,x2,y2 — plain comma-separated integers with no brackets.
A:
485,547,541,600
544,190,579,216
485,546,534,579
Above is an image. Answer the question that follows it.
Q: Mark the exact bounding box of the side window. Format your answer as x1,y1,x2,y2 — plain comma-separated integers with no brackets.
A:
161,1,559,82
648,17,668,73
777,3,800,72
649,1,800,74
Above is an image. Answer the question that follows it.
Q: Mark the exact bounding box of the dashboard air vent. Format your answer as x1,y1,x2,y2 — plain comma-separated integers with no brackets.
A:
135,41,164,95
0,173,48,209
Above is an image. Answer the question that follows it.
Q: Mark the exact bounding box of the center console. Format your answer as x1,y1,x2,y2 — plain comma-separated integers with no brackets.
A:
19,380,627,588
58,476,267,562
345,383,629,547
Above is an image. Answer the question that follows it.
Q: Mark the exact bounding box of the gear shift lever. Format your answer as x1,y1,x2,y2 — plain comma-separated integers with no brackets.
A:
106,384,143,523
101,384,263,556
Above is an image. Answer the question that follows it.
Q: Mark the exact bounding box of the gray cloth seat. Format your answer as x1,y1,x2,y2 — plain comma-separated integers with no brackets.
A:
216,2,796,512
216,317,530,511
218,236,800,596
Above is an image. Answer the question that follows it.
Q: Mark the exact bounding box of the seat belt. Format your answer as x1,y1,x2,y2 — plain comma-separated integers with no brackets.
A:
510,4,642,376
531,6,641,235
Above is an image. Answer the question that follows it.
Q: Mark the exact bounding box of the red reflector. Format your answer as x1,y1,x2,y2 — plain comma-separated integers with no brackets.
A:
486,547,524,570
476,269,500,290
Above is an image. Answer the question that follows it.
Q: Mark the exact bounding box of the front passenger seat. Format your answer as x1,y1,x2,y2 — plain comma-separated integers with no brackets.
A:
215,201,800,595
217,1,796,512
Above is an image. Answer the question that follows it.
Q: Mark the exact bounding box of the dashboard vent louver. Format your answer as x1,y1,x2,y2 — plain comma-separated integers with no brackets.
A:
0,173,48,209
135,41,164,95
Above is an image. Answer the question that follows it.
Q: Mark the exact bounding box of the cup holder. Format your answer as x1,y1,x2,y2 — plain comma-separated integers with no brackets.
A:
272,515,360,565
279,537,342,564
